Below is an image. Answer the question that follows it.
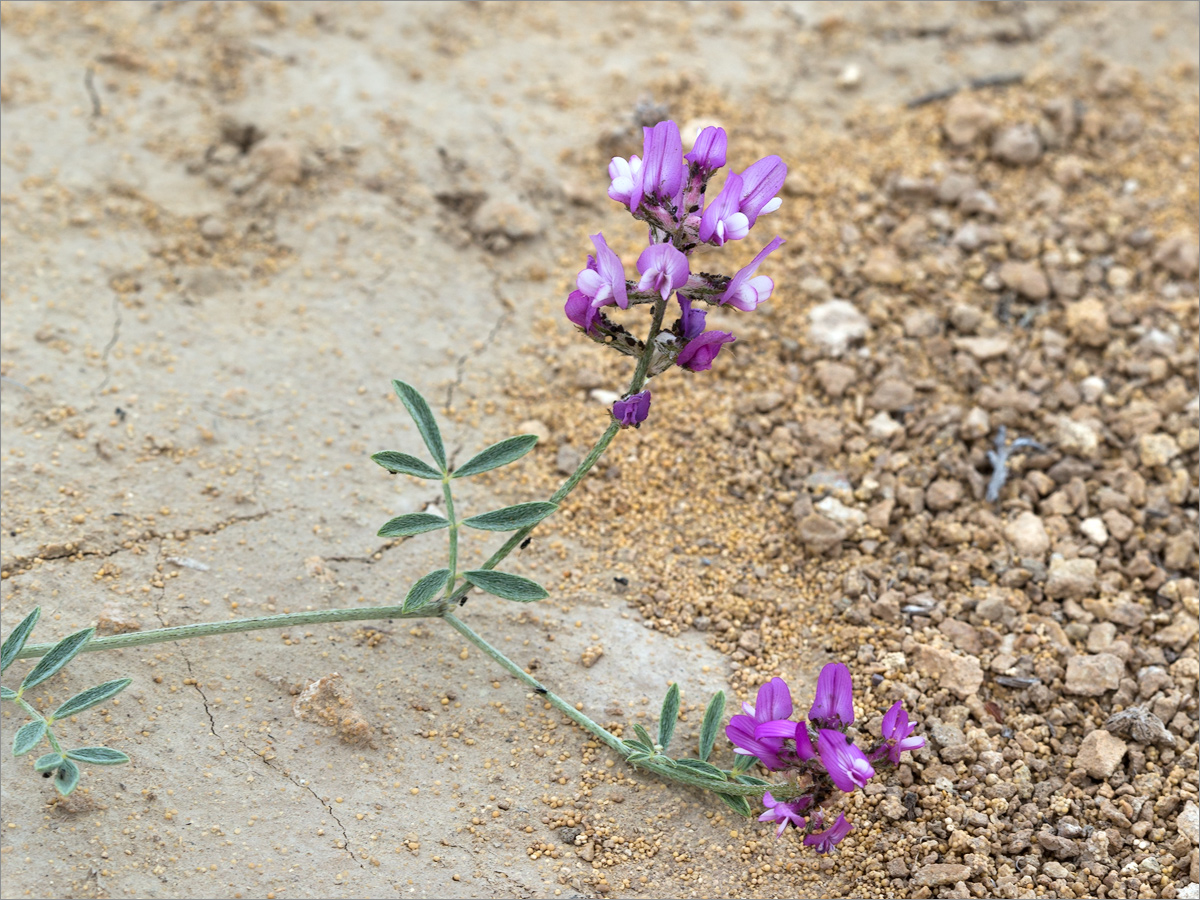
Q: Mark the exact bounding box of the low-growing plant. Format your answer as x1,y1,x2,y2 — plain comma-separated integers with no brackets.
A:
3,119,920,848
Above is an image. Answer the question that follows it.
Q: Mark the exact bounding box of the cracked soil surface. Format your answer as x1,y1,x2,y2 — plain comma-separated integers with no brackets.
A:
2,2,1199,899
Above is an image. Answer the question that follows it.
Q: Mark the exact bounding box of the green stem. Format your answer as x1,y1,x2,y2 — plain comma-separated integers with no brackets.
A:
627,297,667,394
441,613,802,800
13,601,448,661
442,477,458,597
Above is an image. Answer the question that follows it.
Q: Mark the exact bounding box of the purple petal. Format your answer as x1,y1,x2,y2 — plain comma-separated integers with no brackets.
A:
795,722,816,760
565,289,598,333
754,720,801,741
739,155,787,226
725,715,784,770
719,236,785,309
881,701,907,741
676,330,736,372
754,677,794,722
631,121,683,212
803,813,852,853
677,296,707,341
636,243,690,301
698,172,744,245
684,125,727,172
589,233,628,310
809,662,854,729
612,390,651,427
817,729,875,793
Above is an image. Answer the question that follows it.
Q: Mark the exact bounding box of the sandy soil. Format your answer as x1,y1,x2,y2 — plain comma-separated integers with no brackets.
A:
2,2,1198,899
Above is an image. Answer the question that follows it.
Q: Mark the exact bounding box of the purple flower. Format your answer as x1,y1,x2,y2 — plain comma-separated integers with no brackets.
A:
758,791,807,838
630,121,683,213
565,289,600,334
726,677,794,770
726,716,786,770
677,296,706,340
608,154,643,207
743,677,794,721
636,243,690,301
684,125,727,174
879,701,925,765
697,171,748,246
803,813,853,853
576,233,628,312
719,236,785,311
677,330,735,372
817,729,875,793
612,391,651,427
809,662,854,730
738,155,787,228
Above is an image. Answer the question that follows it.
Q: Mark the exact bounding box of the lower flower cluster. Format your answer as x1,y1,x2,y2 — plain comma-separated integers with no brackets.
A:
726,664,924,850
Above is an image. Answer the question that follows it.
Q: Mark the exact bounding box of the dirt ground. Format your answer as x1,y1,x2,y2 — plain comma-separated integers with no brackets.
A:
2,2,1198,899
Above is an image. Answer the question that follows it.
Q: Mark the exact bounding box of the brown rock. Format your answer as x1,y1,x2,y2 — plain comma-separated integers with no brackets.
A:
944,95,1000,145
1005,512,1051,558
999,260,1050,300
925,479,964,512
1153,230,1199,278
814,361,858,398
1046,557,1098,600
251,138,304,184
1076,729,1128,779
1138,433,1181,468
1064,654,1124,696
912,863,972,887
991,123,1044,165
862,246,905,285
1065,298,1110,348
795,514,847,554
912,644,984,699
869,378,915,411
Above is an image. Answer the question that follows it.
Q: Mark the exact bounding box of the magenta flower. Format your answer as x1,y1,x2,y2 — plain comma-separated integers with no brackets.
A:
719,236,786,311
803,813,853,853
608,154,643,207
636,243,690,301
754,718,816,762
565,289,600,334
576,233,628,312
630,121,683,213
738,155,787,228
726,677,794,770
677,296,706,340
612,391,651,427
878,701,925,765
684,125,727,174
817,729,875,793
758,791,808,838
677,330,736,372
809,662,854,730
697,171,748,246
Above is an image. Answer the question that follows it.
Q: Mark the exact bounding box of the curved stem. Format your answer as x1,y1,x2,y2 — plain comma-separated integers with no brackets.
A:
440,612,804,800
13,601,449,661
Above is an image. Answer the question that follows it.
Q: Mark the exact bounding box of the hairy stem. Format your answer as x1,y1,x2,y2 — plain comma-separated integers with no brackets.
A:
441,612,803,799
13,601,448,661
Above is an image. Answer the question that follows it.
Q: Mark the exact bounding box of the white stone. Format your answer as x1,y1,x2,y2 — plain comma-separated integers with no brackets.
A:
1079,516,1109,546
808,300,870,357
867,411,904,440
815,495,867,528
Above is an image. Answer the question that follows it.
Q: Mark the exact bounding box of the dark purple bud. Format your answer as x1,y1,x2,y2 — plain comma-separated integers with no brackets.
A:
612,390,651,428
676,330,735,372
809,662,854,730
684,125,727,173
677,296,707,341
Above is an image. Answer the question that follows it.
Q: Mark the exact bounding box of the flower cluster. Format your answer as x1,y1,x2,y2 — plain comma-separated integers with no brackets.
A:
565,119,787,427
726,664,924,850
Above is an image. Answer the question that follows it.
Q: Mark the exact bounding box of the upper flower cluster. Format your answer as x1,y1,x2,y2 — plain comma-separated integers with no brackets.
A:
565,120,787,426
726,664,924,851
